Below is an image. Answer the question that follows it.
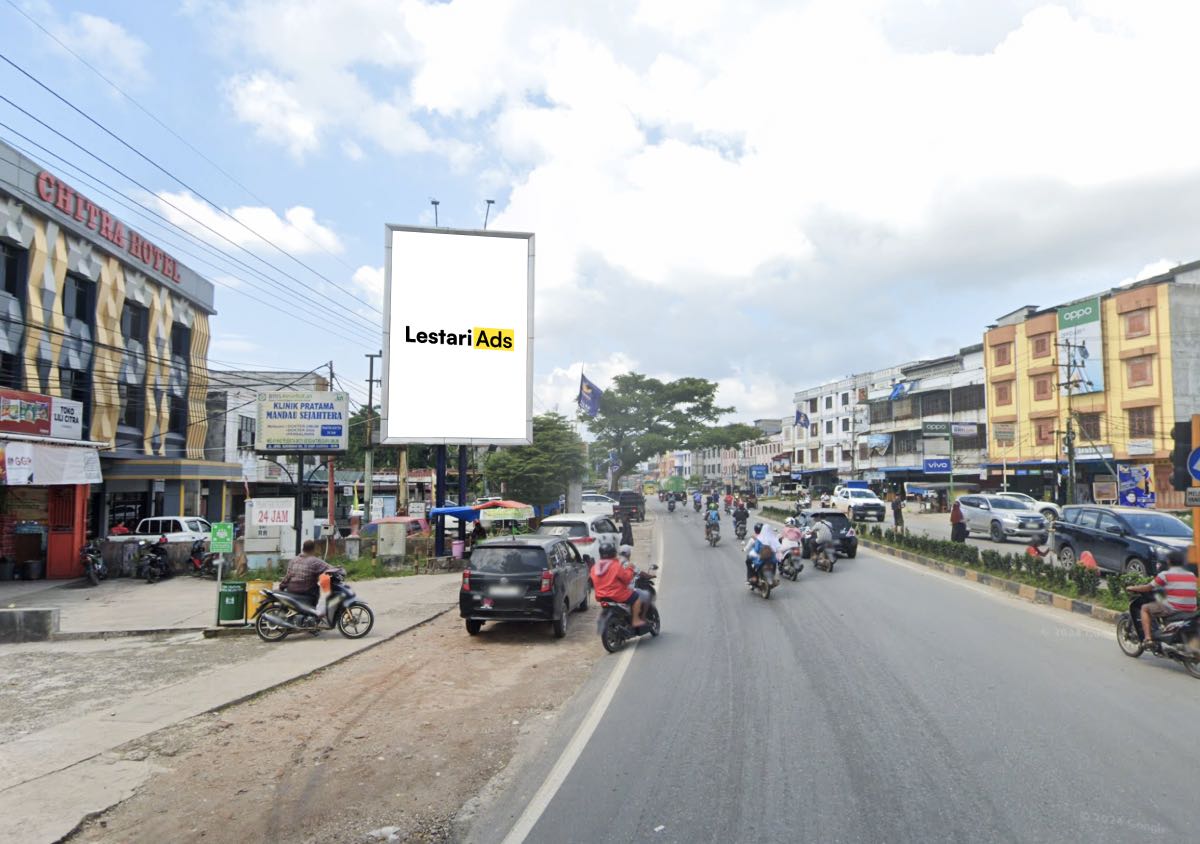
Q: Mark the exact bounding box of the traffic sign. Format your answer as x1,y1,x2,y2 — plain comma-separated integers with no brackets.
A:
210,522,235,554
1186,488,1200,507
1190,447,1200,482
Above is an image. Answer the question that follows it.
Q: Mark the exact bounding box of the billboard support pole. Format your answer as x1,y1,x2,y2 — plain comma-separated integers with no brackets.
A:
458,446,468,543
435,445,447,557
294,452,304,557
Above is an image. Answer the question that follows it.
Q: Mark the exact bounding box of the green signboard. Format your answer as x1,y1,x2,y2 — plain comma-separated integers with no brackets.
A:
210,522,235,554
1057,296,1104,395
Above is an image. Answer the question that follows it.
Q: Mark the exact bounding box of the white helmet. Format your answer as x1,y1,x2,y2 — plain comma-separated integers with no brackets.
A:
618,544,633,560
784,517,796,527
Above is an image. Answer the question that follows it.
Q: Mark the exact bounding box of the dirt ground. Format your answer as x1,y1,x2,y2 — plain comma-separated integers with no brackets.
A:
67,594,604,844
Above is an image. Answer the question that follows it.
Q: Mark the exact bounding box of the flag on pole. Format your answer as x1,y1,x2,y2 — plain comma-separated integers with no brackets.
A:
352,479,360,511
795,410,809,428
578,372,603,417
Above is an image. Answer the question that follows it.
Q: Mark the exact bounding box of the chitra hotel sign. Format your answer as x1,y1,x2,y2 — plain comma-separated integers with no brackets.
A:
404,325,515,350
34,171,182,282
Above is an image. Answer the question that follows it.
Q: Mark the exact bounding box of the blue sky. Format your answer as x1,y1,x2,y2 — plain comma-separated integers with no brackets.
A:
3,0,1199,423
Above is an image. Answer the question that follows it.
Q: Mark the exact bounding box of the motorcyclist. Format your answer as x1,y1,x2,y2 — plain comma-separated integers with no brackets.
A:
279,539,339,607
1127,550,1198,646
732,502,749,527
744,522,764,581
591,541,647,629
810,514,835,565
693,491,702,508
705,504,721,539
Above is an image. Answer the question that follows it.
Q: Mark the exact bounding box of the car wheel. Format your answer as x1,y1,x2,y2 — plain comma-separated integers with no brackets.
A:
1123,557,1149,576
990,521,1006,543
846,545,857,559
1058,545,1076,566
465,619,483,636
1040,508,1057,523
553,601,569,638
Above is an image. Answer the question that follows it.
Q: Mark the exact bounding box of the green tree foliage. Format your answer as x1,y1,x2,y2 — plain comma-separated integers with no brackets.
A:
692,422,763,450
583,372,733,489
345,406,433,470
485,413,586,505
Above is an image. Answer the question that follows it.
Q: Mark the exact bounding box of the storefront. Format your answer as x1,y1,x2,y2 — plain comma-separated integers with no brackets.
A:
0,387,104,579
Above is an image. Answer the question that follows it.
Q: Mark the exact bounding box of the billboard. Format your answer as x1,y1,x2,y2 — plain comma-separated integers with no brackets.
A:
923,457,951,473
382,226,534,445
749,464,768,480
256,391,349,452
770,456,792,474
1118,465,1156,508
0,388,83,440
1057,296,1104,395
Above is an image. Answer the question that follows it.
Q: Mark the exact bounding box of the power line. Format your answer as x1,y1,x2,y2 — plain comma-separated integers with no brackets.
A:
0,125,380,345
0,0,361,276
0,50,380,313
0,92,380,330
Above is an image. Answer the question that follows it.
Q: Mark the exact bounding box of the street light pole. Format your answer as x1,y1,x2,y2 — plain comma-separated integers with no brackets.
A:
364,350,381,520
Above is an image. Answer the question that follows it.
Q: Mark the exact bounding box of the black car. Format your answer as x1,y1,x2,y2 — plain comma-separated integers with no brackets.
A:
1052,505,1192,575
796,509,858,559
460,535,590,638
616,490,646,522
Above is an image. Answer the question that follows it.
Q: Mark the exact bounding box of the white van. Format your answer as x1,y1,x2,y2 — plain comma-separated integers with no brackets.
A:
112,516,212,544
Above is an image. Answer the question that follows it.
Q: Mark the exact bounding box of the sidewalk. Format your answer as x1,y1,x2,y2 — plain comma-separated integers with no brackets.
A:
0,573,460,844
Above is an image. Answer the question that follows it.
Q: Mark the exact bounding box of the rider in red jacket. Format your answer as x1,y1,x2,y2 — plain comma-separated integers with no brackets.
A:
590,542,646,629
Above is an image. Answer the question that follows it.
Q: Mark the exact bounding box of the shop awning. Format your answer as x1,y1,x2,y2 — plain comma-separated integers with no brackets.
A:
1,437,103,485
428,506,480,521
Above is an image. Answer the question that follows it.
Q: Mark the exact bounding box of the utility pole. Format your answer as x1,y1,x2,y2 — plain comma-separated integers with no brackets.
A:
328,361,336,537
948,384,956,504
1059,339,1077,506
364,351,381,521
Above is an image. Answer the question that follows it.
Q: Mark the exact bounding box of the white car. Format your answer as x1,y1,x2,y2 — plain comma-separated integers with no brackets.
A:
581,493,617,516
535,513,622,563
108,516,212,544
832,488,887,521
995,492,1061,522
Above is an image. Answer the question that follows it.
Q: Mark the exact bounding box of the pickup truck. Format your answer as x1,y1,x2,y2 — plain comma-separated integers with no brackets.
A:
833,488,886,521
108,516,211,544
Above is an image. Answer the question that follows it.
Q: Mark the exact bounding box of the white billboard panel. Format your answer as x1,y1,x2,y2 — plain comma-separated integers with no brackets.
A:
382,226,534,445
256,391,349,452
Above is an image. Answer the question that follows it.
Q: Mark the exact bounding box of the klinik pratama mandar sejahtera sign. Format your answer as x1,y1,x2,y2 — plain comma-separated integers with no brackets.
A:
380,225,534,446
255,391,349,452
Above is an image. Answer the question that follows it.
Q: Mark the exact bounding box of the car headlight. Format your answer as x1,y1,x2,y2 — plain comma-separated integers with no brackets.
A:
1153,546,1170,560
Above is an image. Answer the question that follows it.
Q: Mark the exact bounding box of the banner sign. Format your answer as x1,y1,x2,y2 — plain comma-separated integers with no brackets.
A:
210,523,235,553
256,391,349,453
0,441,101,485
1118,465,1156,508
248,498,295,528
1127,438,1154,456
867,433,892,455
951,423,977,437
749,464,768,480
1058,296,1104,395
993,422,1015,445
0,388,84,440
923,457,951,473
922,421,950,436
578,374,603,417
770,457,792,474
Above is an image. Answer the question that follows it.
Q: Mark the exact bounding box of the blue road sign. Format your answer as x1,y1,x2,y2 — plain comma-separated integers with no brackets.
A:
1189,447,1200,482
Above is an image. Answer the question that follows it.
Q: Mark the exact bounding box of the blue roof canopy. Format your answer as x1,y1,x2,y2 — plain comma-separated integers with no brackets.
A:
428,506,481,521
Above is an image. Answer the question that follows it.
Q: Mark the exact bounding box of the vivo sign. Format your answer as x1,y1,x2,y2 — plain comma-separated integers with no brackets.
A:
923,458,952,473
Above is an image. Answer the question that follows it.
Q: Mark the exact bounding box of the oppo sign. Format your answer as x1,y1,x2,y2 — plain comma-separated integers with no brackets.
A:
1060,304,1095,323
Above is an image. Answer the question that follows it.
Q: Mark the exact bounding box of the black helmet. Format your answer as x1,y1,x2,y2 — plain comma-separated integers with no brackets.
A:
753,523,763,533
598,541,618,558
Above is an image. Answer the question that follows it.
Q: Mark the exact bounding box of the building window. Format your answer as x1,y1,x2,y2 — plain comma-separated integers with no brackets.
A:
1033,375,1053,401
168,323,191,436
1126,355,1153,388
893,398,913,420
920,390,949,416
840,392,849,406
1128,407,1155,438
993,343,1012,367
1,240,24,297
870,402,892,424
808,398,817,413
1031,334,1051,358
841,448,851,462
824,447,834,463
841,417,850,432
954,384,986,412
825,420,833,435
809,423,817,437
858,443,869,460
119,302,149,429
1077,413,1101,441
994,381,1012,406
809,448,819,463
1034,419,1055,447
824,395,833,410
62,273,94,322
1124,309,1150,339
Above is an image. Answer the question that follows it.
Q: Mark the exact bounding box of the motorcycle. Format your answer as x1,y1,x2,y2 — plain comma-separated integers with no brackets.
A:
597,567,660,653
779,546,805,581
137,536,172,583
187,539,219,579
706,522,720,547
748,556,777,599
734,520,747,541
80,538,107,586
813,540,836,572
1117,592,1200,679
667,499,676,514
254,569,375,641
693,501,702,513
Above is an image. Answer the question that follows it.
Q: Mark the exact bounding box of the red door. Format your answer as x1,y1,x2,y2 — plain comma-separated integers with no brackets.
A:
46,485,88,579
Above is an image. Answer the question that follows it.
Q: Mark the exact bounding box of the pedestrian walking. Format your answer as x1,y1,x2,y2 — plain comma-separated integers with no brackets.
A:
620,516,635,547
950,499,966,543
891,494,905,534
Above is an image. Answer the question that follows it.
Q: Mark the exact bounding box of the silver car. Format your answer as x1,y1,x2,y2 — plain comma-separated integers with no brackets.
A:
957,494,1047,543
995,491,1062,523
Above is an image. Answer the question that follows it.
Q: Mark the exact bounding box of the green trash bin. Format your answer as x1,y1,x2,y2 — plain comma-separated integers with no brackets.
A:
218,581,246,624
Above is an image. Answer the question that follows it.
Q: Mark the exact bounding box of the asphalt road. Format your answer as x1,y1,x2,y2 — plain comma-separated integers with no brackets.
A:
505,502,1200,844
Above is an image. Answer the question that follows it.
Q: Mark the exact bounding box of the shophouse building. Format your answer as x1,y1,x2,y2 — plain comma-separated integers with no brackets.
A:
983,263,1200,508
0,140,238,576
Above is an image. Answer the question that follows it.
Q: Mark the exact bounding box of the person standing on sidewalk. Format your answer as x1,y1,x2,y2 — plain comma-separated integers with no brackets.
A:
620,515,635,547
891,494,905,534
950,499,966,543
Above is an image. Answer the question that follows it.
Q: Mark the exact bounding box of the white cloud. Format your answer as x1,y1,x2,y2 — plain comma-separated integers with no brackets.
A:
351,265,384,306
54,12,150,83
152,190,343,255
225,72,320,158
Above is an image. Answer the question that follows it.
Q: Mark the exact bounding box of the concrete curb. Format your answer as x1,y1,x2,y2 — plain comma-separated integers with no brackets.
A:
49,626,208,642
858,538,1122,625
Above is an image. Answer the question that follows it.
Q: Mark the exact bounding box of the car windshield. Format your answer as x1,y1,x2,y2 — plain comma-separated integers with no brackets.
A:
186,520,207,532
469,547,548,574
989,498,1029,510
1124,512,1191,538
850,490,875,498
537,522,588,538
1002,494,1034,503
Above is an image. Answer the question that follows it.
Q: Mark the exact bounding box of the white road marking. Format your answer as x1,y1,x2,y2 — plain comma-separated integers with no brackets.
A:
500,517,667,844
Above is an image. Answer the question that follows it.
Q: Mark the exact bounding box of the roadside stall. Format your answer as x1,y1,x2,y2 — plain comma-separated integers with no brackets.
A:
473,499,535,536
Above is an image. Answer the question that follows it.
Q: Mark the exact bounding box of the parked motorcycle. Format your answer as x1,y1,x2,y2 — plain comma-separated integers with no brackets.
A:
137,536,172,583
80,538,107,586
187,539,219,579
1117,593,1200,678
598,567,660,653
254,569,375,641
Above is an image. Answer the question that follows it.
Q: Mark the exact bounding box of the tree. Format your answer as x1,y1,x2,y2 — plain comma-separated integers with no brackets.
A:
485,413,586,505
583,372,733,490
692,422,763,451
